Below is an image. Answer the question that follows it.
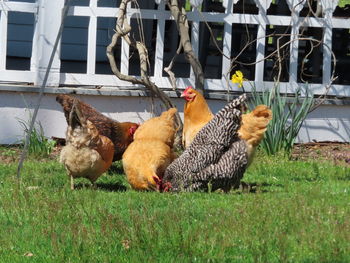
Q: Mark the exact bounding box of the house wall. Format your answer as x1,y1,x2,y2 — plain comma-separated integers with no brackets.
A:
7,0,153,62
0,91,349,145
1,1,349,145
7,2,112,62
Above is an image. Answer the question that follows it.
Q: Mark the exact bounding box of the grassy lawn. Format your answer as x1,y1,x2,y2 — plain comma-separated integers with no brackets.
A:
339,0,350,7
0,152,349,262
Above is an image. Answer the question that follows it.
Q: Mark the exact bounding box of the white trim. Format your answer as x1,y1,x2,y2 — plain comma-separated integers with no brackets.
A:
322,0,335,86
154,1,165,78
0,2,37,13
120,4,131,76
221,0,233,89
86,0,97,75
0,0,349,98
190,20,199,81
0,70,35,83
0,8,7,70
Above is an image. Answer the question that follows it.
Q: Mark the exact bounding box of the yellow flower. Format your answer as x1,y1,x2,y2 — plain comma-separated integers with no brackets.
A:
231,70,244,88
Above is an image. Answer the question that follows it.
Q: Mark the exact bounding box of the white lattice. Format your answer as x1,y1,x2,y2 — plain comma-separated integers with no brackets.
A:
0,0,349,97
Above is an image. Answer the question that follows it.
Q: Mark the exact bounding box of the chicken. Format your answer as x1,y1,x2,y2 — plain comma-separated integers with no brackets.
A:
181,86,266,148
163,95,272,191
59,100,115,190
163,94,247,192
181,86,214,148
184,105,272,192
122,108,178,191
56,94,139,161
163,95,272,192
238,105,273,165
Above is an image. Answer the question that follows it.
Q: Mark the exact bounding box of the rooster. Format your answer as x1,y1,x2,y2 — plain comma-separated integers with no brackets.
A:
56,94,138,161
59,101,115,190
122,108,178,191
163,94,272,192
181,86,214,148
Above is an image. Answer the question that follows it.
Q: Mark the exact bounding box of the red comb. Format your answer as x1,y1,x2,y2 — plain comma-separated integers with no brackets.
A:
181,86,192,98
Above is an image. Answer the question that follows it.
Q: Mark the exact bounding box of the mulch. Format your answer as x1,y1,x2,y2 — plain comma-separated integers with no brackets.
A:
292,141,350,166
1,141,349,166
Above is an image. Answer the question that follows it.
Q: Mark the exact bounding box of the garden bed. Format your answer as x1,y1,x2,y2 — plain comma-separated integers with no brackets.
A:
1,141,349,166
292,141,350,166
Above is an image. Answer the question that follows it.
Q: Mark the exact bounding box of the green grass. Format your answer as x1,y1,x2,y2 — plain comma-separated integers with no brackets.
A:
0,154,349,262
339,0,350,7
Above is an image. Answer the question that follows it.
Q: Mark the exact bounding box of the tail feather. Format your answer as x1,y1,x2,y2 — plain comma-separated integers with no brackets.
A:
56,94,69,106
238,105,272,147
69,100,86,130
160,108,178,121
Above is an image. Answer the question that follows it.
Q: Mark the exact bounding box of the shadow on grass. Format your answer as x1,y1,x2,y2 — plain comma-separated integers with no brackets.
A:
74,182,127,192
235,181,284,194
73,181,282,194
107,163,125,175
96,182,127,192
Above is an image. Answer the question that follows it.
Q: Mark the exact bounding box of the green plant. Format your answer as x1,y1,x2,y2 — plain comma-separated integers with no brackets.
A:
249,84,314,156
18,116,56,158
339,0,350,7
1,148,17,158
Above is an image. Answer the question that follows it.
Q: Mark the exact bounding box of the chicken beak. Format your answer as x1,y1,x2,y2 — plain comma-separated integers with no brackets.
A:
180,92,186,98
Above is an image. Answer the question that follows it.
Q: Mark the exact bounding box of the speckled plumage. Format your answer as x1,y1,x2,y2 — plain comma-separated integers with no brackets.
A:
163,94,248,192
59,101,114,189
56,94,138,161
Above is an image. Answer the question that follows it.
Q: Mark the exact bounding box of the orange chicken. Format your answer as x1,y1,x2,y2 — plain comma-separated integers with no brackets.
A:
238,105,272,164
180,86,271,157
181,86,214,148
59,100,115,190
122,108,178,191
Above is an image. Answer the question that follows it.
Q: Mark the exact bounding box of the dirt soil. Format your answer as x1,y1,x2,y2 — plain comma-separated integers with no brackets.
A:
292,142,350,166
0,145,62,164
0,142,349,166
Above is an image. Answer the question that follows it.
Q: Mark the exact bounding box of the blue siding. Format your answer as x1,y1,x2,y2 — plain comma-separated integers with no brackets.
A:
7,2,116,61
7,12,34,58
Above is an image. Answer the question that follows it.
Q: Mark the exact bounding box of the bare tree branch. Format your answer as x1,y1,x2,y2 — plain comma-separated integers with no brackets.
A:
164,40,183,90
106,0,183,143
167,0,205,94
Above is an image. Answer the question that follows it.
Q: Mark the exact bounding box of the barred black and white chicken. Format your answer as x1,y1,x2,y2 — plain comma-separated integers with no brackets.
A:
162,94,248,192
163,93,273,192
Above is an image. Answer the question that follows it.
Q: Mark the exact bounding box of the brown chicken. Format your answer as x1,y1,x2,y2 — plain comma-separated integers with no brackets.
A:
59,101,115,190
56,94,139,161
122,108,178,191
181,86,214,148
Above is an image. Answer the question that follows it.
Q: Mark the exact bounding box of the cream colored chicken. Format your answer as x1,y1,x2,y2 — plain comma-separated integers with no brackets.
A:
60,101,114,190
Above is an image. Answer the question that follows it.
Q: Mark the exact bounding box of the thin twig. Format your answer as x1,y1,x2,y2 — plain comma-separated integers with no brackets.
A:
107,0,183,143
17,0,71,180
167,0,205,94
196,8,229,59
164,40,183,90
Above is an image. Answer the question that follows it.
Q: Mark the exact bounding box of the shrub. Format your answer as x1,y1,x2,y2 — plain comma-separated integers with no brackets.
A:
249,84,314,155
